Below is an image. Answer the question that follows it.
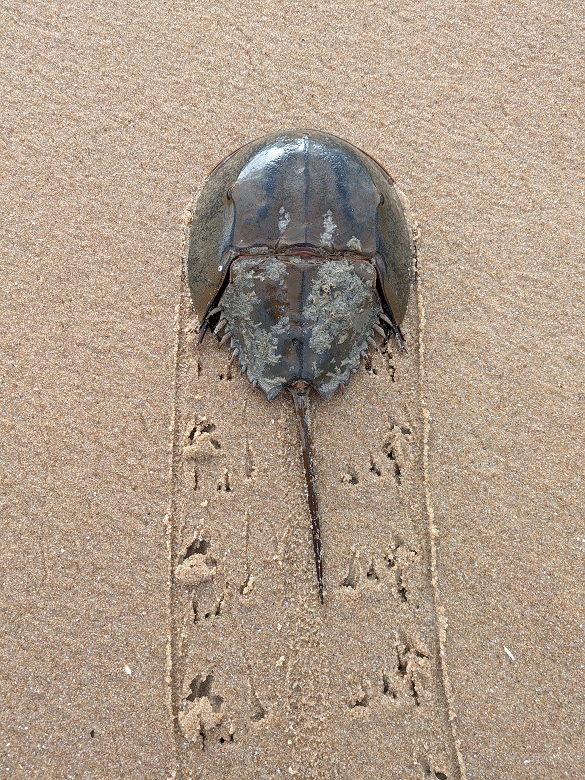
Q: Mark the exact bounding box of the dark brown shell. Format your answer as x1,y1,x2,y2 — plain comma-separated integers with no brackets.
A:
187,129,415,365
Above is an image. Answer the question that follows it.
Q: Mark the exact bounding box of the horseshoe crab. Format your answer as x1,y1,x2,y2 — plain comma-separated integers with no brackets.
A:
186,129,414,602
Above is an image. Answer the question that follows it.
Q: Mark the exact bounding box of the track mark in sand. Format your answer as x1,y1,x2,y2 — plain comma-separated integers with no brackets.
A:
385,537,419,604
344,636,430,712
338,540,419,604
184,417,221,454
179,672,232,750
417,269,468,780
341,548,360,589
174,535,217,587
245,656,267,723
421,756,451,780
394,640,431,707
382,424,412,485
348,680,371,709
369,453,382,477
165,231,467,778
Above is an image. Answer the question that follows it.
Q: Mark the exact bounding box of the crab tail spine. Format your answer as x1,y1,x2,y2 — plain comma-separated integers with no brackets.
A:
290,384,324,603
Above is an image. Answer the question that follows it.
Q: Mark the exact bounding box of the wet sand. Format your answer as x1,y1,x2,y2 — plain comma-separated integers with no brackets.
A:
1,2,582,778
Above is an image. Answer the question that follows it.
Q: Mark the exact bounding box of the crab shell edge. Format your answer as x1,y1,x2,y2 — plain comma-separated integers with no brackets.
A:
186,129,415,328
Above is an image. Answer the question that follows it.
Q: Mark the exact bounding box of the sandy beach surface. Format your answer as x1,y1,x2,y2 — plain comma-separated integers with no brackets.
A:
1,2,582,778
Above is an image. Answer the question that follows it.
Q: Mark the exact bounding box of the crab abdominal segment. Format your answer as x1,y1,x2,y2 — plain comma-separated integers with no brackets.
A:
216,252,382,401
